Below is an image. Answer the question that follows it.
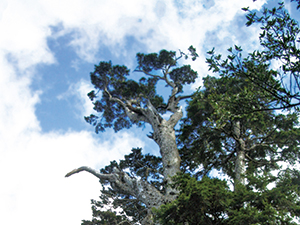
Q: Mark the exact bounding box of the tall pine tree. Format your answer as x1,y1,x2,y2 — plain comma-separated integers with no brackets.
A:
66,47,198,224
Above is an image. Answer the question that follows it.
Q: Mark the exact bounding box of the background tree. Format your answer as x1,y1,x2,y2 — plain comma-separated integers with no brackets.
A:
291,0,300,8
206,2,300,111
65,47,198,224
155,73,300,224
153,174,232,225
179,75,300,188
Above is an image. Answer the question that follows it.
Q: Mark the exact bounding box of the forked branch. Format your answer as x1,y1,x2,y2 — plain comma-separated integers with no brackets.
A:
65,166,167,209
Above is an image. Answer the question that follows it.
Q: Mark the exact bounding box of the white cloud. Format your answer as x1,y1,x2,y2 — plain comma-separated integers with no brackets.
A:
0,49,144,224
0,129,144,225
1,0,268,77
57,79,95,120
0,55,41,144
1,0,267,67
0,0,55,70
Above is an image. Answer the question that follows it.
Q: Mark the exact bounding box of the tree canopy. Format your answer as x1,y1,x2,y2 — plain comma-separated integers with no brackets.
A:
171,74,300,224
179,75,300,184
85,48,197,133
207,2,300,112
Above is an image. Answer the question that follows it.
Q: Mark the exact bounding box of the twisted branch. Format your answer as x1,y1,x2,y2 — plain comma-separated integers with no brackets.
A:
65,166,167,209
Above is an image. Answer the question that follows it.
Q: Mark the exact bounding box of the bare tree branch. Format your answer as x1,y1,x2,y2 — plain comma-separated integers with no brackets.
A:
65,166,168,209
134,69,164,80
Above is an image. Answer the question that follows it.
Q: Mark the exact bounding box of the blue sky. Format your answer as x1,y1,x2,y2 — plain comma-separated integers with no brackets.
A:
1,0,298,224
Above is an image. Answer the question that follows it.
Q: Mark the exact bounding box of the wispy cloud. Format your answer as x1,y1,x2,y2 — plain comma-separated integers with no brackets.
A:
57,79,96,120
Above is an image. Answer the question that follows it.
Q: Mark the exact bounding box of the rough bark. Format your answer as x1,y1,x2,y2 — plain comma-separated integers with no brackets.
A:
232,120,246,190
235,149,246,187
150,108,181,198
65,166,168,209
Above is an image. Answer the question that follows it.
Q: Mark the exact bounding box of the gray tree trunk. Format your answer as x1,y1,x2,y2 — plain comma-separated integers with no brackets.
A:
232,120,246,190
150,108,182,198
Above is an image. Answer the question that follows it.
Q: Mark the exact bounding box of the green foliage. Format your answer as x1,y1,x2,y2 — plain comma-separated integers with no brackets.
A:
187,45,199,61
85,49,197,133
291,0,300,9
179,75,300,180
169,3,300,224
227,168,300,225
101,148,164,190
82,148,163,224
136,50,177,72
82,209,131,225
136,49,197,92
154,174,232,225
169,65,197,92
154,172,300,225
208,2,300,111
85,59,163,133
